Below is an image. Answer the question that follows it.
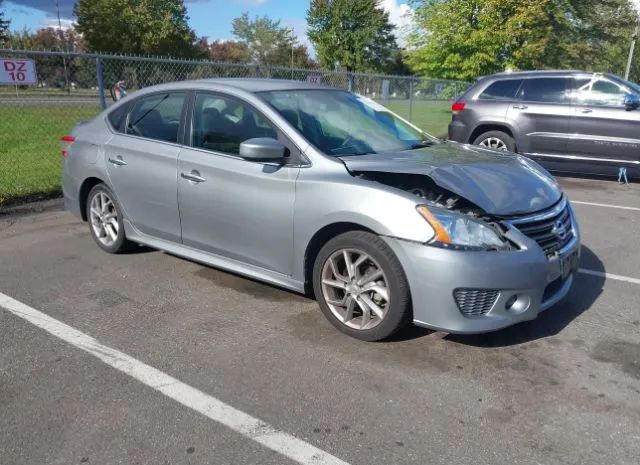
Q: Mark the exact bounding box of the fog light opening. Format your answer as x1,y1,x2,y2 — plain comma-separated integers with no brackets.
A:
505,294,518,310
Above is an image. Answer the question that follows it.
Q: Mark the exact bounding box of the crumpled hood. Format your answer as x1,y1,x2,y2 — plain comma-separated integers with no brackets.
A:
339,142,562,216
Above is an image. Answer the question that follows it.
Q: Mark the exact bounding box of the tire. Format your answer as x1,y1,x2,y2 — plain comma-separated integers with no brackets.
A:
473,130,516,152
312,231,411,341
86,183,135,254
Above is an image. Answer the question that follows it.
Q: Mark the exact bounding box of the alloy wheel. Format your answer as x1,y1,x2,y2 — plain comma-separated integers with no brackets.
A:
320,248,390,330
89,191,119,247
479,137,508,151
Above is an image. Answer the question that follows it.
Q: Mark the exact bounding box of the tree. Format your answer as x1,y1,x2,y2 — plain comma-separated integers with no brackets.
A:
406,0,640,82
208,40,252,63
0,0,10,46
231,13,298,66
74,0,199,57
307,0,397,72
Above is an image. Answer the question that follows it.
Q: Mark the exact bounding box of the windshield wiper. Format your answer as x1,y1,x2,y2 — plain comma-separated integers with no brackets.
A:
408,140,434,150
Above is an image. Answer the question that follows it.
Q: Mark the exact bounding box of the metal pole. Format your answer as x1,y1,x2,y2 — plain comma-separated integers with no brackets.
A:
291,44,294,80
96,57,106,110
625,17,639,80
55,0,71,94
409,79,414,122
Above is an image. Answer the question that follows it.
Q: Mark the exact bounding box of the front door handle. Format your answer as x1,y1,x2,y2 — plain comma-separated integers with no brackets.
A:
513,104,528,110
181,171,206,183
108,157,127,166
580,108,593,114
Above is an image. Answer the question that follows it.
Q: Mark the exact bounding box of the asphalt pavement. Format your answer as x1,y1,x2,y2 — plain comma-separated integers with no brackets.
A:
0,176,639,465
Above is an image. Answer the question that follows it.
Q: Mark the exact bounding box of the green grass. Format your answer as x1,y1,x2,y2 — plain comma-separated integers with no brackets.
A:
0,104,100,206
378,100,453,138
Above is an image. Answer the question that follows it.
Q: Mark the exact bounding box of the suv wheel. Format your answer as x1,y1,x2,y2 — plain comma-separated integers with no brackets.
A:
312,231,411,341
473,130,515,152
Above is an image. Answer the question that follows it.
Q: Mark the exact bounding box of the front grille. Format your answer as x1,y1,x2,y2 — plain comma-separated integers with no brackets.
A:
508,199,574,257
454,288,499,317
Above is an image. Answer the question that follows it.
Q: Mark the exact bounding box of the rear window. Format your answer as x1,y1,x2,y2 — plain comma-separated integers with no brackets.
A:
478,79,522,100
517,78,571,103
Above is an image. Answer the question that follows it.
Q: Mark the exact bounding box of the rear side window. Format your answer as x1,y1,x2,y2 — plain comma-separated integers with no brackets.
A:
517,78,571,103
107,104,127,132
478,79,522,100
126,93,186,143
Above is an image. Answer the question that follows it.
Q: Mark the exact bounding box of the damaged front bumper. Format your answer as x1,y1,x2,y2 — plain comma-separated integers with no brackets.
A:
383,222,581,334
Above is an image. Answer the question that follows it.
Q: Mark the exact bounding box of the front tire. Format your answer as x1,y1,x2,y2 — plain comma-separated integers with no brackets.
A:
312,231,411,341
86,184,134,254
473,130,516,152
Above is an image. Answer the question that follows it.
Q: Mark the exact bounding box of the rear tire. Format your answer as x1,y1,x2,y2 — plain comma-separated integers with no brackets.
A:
312,231,411,341
86,184,135,254
473,130,516,152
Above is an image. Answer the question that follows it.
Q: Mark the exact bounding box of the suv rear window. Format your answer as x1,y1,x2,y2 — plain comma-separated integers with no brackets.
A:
517,78,571,103
478,79,522,100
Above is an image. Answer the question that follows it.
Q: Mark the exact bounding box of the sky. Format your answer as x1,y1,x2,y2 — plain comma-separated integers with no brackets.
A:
2,0,415,50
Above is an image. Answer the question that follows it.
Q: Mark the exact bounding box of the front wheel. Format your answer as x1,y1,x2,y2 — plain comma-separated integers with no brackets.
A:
473,130,516,152
312,231,411,341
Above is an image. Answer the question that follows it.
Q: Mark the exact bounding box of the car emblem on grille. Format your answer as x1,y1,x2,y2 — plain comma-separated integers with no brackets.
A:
552,219,567,240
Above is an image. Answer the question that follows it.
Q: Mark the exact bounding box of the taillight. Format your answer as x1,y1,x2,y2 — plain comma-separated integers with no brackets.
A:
451,102,466,114
60,135,75,158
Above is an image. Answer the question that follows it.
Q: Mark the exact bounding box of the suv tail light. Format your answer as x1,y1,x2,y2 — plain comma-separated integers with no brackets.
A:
451,102,466,114
60,135,75,158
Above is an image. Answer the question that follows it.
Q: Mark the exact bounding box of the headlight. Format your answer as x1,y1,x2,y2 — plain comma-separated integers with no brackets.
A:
417,206,510,251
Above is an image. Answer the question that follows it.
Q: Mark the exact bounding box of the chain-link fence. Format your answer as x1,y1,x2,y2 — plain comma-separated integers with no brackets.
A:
0,49,469,207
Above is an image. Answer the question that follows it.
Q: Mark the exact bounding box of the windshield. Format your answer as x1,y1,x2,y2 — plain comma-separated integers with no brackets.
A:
259,89,436,156
611,75,640,94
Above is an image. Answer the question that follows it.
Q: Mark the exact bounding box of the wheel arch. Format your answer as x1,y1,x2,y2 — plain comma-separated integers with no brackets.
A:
78,177,107,221
303,222,376,294
469,123,516,146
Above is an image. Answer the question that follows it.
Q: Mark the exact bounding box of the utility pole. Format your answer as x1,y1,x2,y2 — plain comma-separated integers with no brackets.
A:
625,16,640,80
55,0,71,93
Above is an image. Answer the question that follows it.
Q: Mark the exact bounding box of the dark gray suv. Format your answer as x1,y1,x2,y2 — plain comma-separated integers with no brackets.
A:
448,70,640,178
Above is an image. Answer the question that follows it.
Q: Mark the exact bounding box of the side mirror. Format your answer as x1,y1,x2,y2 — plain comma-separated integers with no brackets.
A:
624,93,640,111
239,138,288,161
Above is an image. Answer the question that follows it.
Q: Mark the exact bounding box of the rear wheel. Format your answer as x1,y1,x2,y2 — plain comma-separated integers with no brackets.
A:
473,130,516,152
312,231,411,341
86,184,134,254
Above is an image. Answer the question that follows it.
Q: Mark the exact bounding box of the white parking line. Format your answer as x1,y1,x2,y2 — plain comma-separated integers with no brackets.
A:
0,292,351,465
571,200,640,212
578,268,640,285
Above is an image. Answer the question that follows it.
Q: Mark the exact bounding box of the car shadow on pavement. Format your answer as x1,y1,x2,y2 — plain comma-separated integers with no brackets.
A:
444,245,605,347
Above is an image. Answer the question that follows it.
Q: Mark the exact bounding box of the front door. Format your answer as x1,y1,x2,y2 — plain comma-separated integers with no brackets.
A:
104,91,187,242
177,92,298,275
569,76,640,164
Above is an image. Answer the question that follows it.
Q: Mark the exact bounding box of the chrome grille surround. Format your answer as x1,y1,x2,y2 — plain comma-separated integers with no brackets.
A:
453,288,500,317
506,197,574,257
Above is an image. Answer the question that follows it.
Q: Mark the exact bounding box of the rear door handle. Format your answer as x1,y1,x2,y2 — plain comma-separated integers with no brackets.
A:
580,108,593,114
181,171,206,183
108,157,127,166
513,104,528,110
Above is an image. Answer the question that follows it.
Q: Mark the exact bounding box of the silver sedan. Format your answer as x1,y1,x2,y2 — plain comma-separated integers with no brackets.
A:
62,79,580,341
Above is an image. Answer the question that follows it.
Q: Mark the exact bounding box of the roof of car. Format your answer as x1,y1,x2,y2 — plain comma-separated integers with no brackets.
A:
484,70,591,79
147,78,335,93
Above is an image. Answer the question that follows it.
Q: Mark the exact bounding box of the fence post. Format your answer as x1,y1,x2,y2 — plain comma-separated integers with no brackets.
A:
347,73,354,92
409,78,414,123
96,57,107,110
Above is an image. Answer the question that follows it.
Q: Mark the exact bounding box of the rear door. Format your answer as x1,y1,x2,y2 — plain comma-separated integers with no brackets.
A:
104,91,186,242
568,76,640,164
507,77,573,155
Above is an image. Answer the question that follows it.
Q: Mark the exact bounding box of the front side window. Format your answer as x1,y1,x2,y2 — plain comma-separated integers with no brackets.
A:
192,93,278,155
478,79,522,100
575,78,628,107
517,78,571,104
259,90,432,156
126,92,185,143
